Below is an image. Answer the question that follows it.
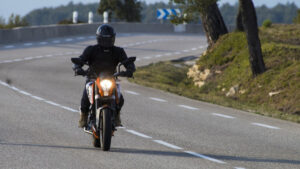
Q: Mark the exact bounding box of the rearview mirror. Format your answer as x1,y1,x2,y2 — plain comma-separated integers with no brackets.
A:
71,58,85,66
122,57,136,65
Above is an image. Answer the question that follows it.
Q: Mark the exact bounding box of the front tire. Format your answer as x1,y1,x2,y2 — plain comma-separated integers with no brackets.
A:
100,108,112,151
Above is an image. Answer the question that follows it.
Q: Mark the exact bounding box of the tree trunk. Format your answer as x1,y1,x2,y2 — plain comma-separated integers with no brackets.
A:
200,2,228,48
239,0,266,76
236,3,244,31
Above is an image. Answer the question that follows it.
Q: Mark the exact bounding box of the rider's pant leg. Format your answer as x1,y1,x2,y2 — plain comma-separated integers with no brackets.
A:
80,83,90,114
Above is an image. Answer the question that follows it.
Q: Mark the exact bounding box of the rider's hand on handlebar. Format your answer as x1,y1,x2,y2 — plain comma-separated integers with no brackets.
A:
75,68,86,76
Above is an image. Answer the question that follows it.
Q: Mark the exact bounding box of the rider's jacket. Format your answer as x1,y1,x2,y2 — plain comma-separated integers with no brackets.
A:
78,44,135,78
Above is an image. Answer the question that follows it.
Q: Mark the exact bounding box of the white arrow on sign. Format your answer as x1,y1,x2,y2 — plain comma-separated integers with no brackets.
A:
157,9,166,19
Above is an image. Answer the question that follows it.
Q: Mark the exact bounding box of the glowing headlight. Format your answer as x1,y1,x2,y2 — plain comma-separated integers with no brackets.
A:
100,79,112,96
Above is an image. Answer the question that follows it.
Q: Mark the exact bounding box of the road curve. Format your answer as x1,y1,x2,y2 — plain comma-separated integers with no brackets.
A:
0,33,300,169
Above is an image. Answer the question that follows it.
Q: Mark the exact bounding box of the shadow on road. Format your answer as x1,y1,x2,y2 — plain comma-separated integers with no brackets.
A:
1,142,300,165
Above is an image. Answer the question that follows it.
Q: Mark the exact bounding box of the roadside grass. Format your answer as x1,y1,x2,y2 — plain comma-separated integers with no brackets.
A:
130,24,300,123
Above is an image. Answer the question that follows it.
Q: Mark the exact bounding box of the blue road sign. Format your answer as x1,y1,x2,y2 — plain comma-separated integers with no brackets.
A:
157,9,181,20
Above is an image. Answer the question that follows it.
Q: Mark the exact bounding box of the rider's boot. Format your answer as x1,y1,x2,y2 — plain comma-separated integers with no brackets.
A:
78,112,88,128
115,110,122,127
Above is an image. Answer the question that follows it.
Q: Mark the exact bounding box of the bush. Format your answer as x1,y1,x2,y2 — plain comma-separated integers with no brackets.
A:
293,10,300,24
262,19,272,28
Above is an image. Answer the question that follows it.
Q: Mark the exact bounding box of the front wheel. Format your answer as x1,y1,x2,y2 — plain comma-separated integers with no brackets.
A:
99,108,112,151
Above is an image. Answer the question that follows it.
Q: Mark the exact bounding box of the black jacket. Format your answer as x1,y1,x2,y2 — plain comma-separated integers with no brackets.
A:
77,44,135,77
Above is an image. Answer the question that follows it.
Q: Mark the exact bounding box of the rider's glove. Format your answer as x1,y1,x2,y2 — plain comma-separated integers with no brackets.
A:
75,68,86,76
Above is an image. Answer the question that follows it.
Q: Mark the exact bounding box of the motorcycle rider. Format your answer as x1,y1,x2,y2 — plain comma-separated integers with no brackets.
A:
72,24,136,128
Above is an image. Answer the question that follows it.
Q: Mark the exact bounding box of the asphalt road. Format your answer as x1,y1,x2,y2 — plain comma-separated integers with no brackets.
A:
0,33,300,169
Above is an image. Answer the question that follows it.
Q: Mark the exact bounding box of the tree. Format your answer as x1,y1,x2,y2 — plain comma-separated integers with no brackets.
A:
171,0,228,48
294,10,300,24
98,0,142,22
239,0,265,76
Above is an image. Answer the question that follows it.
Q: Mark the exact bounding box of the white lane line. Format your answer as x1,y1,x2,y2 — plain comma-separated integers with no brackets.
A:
45,54,53,57
45,100,61,107
149,97,167,102
164,53,172,56
234,167,246,169
153,140,183,150
143,56,152,60
4,45,15,49
191,48,197,51
126,130,152,139
34,56,43,59
24,43,33,46
155,54,162,58
174,52,181,55
31,95,44,101
65,38,73,42
18,90,32,96
60,106,78,113
0,80,79,114
184,151,226,164
76,37,85,40
39,42,48,45
13,59,22,62
251,123,280,130
178,105,199,110
1,60,13,63
124,90,140,95
24,57,34,60
212,113,235,119
52,40,61,44
183,50,190,53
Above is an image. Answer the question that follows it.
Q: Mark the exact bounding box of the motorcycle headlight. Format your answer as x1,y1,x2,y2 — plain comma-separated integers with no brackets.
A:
100,79,112,96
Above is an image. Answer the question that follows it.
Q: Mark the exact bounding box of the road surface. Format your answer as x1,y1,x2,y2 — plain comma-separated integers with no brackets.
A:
0,33,300,169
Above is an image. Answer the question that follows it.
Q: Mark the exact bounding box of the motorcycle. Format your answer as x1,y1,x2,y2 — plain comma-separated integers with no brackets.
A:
71,57,136,151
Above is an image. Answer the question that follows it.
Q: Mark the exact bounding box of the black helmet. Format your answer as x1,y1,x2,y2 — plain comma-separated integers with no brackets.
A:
96,24,116,47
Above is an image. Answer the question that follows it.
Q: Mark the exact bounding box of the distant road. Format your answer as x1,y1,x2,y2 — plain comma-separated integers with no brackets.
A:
0,33,300,169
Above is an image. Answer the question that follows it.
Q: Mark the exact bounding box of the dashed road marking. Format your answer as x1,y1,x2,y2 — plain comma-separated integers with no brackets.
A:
178,104,199,110
212,113,235,119
124,90,140,95
126,130,152,139
4,45,15,49
65,38,73,42
234,167,246,169
252,123,280,130
52,40,61,43
184,151,226,164
153,140,183,150
149,97,167,102
24,43,33,46
39,42,48,45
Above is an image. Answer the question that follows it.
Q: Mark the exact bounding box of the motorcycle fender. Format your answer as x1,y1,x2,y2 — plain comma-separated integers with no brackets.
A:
96,105,113,128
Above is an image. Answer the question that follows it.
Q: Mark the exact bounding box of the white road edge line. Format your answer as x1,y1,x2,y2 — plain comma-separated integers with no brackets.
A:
251,123,280,129
184,151,226,164
234,167,246,169
212,113,235,119
153,140,183,150
126,130,152,139
149,97,167,102
124,90,140,95
178,105,199,110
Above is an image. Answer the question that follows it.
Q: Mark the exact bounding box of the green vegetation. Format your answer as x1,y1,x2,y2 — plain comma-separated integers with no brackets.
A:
0,14,28,29
98,0,142,22
130,24,300,123
262,19,272,28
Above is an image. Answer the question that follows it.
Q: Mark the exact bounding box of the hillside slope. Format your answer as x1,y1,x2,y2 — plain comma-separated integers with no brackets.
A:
131,24,300,122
